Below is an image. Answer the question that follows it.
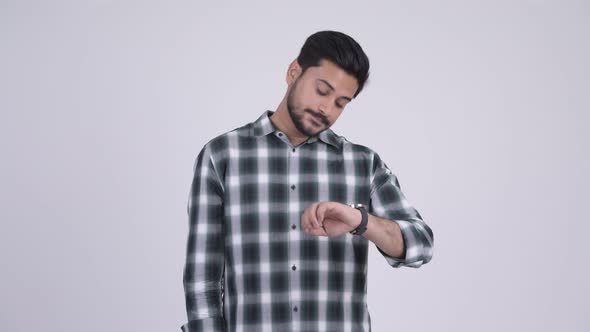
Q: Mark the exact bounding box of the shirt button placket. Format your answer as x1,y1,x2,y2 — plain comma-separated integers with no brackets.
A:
287,143,300,328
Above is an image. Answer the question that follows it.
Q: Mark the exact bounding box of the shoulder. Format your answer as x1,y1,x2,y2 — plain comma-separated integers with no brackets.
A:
338,134,380,160
198,120,253,157
335,134,392,177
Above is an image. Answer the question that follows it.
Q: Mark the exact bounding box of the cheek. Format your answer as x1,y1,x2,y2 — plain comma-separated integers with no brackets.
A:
291,87,310,107
295,84,319,106
298,91,315,106
330,112,342,123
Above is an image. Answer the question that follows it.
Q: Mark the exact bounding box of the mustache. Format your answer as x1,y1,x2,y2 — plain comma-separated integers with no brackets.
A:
305,109,329,125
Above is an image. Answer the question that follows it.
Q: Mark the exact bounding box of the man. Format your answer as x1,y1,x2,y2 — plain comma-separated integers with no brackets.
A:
181,30,433,332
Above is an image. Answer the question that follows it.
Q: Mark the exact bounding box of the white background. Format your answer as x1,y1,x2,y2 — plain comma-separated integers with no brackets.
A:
1,1,588,331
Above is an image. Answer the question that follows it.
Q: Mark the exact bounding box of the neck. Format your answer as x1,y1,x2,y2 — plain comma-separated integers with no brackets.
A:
270,100,310,146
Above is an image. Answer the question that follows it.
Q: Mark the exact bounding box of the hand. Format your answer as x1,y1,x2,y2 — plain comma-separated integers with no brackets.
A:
300,201,362,237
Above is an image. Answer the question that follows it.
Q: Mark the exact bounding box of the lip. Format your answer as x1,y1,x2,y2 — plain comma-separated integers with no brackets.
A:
310,117,322,126
308,113,324,126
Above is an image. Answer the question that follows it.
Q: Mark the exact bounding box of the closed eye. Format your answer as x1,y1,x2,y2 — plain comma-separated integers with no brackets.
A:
336,98,350,109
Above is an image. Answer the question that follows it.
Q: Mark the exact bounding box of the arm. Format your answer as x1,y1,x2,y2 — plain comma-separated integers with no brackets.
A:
368,152,433,268
300,152,433,268
301,201,431,267
361,212,405,259
300,202,404,257
181,145,226,332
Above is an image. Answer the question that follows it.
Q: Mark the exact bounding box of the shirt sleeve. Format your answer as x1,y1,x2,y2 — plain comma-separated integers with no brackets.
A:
181,144,226,332
368,151,434,268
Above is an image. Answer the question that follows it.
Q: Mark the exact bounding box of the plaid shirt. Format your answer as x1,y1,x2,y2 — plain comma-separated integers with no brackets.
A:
182,110,433,332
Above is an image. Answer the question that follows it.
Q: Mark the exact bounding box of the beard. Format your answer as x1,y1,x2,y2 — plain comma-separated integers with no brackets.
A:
286,78,330,137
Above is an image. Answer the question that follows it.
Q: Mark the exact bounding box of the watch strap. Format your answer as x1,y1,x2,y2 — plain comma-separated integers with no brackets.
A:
349,204,368,235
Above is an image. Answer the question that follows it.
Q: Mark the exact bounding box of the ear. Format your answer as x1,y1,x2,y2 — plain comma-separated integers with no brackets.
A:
285,59,302,85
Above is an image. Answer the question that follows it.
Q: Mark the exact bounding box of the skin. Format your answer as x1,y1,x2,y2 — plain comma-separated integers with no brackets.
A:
270,59,406,259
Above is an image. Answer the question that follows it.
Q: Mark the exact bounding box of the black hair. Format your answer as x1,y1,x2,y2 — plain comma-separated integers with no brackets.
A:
296,30,370,98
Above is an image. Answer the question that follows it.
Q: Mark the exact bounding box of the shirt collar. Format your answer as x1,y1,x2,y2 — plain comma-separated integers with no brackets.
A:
250,110,342,150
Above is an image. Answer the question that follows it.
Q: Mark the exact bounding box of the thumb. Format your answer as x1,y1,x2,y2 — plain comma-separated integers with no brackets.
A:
316,203,325,225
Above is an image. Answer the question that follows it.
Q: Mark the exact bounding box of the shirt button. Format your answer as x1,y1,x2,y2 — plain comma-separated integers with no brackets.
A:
292,148,296,152
293,306,298,312
291,224,296,230
291,185,296,190
291,265,297,271
278,132,283,136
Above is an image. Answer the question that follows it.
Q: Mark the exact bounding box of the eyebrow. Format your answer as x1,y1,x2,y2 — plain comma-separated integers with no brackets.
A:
317,79,353,102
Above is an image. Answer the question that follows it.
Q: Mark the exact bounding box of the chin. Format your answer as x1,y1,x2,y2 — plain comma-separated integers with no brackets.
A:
309,127,325,137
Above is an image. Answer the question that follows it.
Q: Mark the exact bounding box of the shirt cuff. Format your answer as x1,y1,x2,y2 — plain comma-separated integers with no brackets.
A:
180,317,225,332
377,219,425,268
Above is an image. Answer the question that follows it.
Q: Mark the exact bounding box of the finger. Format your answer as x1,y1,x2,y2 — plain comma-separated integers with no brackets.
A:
316,203,326,227
309,202,321,228
314,202,325,228
304,223,327,237
300,207,310,230
301,202,319,229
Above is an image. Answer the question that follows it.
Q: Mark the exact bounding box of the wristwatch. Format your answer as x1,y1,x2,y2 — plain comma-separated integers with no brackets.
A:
348,203,368,235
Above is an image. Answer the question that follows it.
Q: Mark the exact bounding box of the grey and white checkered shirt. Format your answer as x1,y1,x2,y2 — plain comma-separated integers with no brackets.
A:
181,110,433,332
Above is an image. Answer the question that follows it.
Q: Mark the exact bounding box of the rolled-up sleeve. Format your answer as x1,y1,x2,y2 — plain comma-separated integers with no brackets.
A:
181,144,226,331
369,152,434,268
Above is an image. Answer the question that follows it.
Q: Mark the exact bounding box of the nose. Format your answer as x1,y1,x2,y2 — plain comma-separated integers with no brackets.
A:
316,107,328,122
318,101,332,117
313,110,330,127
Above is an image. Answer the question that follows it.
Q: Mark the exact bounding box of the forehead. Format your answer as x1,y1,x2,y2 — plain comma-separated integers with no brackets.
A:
303,60,359,97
